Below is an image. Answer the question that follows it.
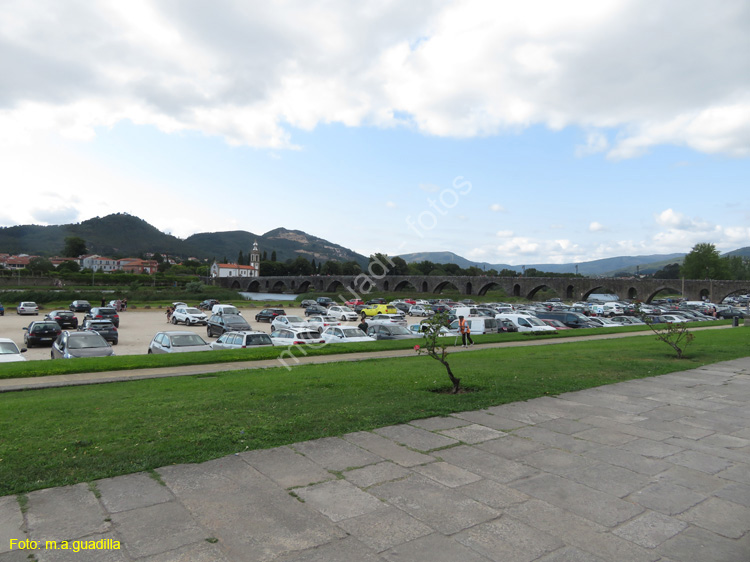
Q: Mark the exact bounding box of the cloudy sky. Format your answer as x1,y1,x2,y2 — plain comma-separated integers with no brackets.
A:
1,0,749,265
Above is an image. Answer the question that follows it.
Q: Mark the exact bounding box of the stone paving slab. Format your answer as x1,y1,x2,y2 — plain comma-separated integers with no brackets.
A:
2,358,750,561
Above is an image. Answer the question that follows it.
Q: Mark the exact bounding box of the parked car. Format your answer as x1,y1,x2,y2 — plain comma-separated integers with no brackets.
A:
610,316,646,326
211,304,242,316
365,314,408,327
717,307,746,319
85,307,120,327
326,305,358,321
255,308,286,323
172,306,209,326
51,331,115,359
17,302,39,315
587,317,626,328
269,328,325,346
148,331,212,354
306,315,342,333
300,299,317,308
408,305,431,317
390,302,411,314
271,315,311,331
498,319,518,333
367,325,420,340
206,314,251,337
366,298,387,305
448,317,499,334
541,319,572,330
497,314,557,334
316,297,334,308
210,331,273,350
344,299,364,307
198,299,220,311
80,318,118,345
69,300,92,312
304,304,329,316
23,321,62,347
361,304,400,317
320,326,375,343
0,338,27,362
45,309,79,329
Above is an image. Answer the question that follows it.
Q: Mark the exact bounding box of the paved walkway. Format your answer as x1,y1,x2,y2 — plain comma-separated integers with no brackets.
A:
2,358,750,561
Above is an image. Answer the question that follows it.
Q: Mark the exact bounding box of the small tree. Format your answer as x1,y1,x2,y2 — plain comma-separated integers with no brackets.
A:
637,306,694,359
415,313,461,393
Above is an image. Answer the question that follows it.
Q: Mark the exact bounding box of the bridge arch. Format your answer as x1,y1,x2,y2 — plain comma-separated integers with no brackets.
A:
270,280,288,293
433,280,460,294
626,287,638,300
394,280,418,292
644,286,682,303
513,284,521,297
716,285,750,303
247,280,261,292
465,282,473,295
477,282,503,296
565,285,575,299
526,284,556,300
230,280,241,290
297,280,313,293
325,280,345,293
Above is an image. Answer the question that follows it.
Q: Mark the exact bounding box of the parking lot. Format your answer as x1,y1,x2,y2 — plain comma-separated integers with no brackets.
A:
1,306,319,360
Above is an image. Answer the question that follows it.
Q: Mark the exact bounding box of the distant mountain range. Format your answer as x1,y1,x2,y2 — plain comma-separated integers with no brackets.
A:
0,213,368,266
396,249,747,277
1,213,746,276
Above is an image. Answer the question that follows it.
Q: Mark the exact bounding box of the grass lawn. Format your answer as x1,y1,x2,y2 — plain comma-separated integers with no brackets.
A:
1,328,748,496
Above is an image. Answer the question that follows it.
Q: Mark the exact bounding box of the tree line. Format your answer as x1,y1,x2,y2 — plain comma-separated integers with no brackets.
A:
652,243,750,280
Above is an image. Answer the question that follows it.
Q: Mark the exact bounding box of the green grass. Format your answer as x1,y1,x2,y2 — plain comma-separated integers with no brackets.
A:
0,321,733,380
1,328,748,495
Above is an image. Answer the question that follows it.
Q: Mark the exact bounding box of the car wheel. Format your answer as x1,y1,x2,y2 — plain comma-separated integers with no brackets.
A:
113,340,118,345
171,317,178,325
50,351,54,359
147,349,152,354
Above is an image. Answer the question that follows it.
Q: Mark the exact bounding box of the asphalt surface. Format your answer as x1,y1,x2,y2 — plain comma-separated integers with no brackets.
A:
1,356,749,561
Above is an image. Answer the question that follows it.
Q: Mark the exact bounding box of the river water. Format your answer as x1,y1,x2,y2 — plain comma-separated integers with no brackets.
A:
238,292,298,301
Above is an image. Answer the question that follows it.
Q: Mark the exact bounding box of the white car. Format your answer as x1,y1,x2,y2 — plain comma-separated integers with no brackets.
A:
17,302,39,315
587,317,626,328
271,315,310,331
326,305,358,322
269,328,325,346
497,314,557,334
609,316,646,326
320,326,375,343
0,338,27,362
172,306,208,326
306,315,342,333
210,331,273,350
365,314,408,328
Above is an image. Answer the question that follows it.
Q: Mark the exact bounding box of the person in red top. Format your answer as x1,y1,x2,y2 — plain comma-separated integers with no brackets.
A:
458,315,474,347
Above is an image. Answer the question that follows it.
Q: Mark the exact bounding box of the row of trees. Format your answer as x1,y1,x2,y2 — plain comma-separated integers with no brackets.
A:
653,243,750,280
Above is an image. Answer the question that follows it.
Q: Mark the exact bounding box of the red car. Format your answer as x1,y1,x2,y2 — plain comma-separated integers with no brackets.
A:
541,319,571,330
345,299,364,307
404,298,416,305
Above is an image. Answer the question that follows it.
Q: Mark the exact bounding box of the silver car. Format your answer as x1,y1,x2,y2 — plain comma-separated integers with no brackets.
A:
51,331,115,359
148,331,212,354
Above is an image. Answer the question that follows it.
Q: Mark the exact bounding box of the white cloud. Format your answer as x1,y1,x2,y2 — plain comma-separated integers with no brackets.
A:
489,203,505,212
386,201,397,208
0,0,748,157
589,221,605,232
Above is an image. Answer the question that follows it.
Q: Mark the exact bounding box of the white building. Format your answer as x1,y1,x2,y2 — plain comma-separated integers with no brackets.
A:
210,241,261,278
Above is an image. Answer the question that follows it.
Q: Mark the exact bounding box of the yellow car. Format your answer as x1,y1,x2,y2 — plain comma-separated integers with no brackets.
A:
361,304,399,317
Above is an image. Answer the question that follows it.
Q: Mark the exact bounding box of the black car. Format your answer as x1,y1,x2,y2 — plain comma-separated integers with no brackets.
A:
45,310,79,329
85,307,120,327
316,297,334,307
391,302,411,314
255,308,286,323
366,298,387,305
207,314,251,337
80,318,118,345
198,299,220,311
24,321,63,347
304,304,328,316
69,300,92,313
367,325,420,340
498,319,518,333
300,299,317,308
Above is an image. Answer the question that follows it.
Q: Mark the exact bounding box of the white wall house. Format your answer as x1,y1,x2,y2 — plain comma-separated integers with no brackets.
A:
210,263,258,278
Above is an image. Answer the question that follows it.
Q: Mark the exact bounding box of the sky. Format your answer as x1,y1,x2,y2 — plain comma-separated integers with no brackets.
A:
1,0,749,266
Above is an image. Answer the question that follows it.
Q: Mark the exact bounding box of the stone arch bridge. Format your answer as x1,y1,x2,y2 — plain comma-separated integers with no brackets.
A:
212,275,750,303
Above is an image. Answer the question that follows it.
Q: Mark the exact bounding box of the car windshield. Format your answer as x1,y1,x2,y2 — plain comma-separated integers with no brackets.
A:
171,334,207,347
0,342,20,354
286,316,304,322
185,308,202,315
339,306,353,312
68,334,108,349
389,326,411,335
526,317,547,326
342,328,366,337
89,322,114,329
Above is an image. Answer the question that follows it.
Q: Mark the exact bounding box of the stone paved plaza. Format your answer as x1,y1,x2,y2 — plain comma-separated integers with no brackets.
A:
2,358,749,561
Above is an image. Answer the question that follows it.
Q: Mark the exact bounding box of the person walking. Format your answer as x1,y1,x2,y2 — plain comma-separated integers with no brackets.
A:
458,315,474,347
166,306,173,323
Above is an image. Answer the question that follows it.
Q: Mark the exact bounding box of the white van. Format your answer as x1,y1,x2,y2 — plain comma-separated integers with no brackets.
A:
449,317,499,335
497,314,556,334
211,304,241,316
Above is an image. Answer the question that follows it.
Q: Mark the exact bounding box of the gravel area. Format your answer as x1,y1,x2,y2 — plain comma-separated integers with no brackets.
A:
0,305,319,360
